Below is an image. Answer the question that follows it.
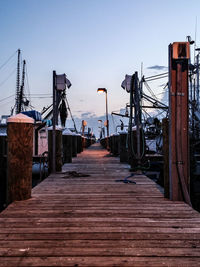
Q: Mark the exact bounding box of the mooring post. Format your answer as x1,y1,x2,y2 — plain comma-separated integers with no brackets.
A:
48,126,63,172
7,114,34,203
162,118,169,198
62,129,72,163
169,42,191,205
0,133,7,210
71,132,78,157
119,131,128,162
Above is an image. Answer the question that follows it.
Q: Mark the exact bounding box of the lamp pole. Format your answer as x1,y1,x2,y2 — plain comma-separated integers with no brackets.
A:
52,70,56,173
105,90,109,138
97,88,109,150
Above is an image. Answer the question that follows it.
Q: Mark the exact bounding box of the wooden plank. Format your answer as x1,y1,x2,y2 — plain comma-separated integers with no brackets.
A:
0,143,200,266
0,247,200,257
0,239,199,248
0,257,199,267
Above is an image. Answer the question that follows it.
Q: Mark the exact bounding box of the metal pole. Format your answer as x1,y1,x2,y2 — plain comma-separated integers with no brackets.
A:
197,53,199,110
15,49,21,114
129,75,134,169
52,71,56,173
105,90,109,149
134,72,141,164
105,91,109,136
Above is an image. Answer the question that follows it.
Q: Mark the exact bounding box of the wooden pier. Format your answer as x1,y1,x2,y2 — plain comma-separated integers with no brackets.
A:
0,143,200,266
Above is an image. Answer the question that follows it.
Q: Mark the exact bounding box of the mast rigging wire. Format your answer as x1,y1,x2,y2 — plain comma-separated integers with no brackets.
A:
65,97,77,132
0,94,15,103
0,50,17,71
144,72,168,80
0,68,17,87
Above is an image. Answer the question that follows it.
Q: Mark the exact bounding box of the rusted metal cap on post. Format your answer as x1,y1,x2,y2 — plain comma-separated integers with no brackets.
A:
7,113,34,124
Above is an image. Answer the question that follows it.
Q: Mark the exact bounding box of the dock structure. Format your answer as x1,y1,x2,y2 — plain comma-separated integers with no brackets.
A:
0,144,200,266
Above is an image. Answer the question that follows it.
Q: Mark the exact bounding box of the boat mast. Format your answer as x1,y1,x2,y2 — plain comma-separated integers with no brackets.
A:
15,49,21,114
18,60,26,113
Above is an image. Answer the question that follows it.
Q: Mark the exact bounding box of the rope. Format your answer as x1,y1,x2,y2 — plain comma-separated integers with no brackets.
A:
115,173,136,184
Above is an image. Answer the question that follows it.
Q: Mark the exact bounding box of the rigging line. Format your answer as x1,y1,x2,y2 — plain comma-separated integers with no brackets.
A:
65,97,77,132
154,91,165,96
0,98,15,107
0,94,15,103
30,96,52,99
144,72,168,80
160,83,169,92
27,93,52,96
145,75,168,82
143,80,158,100
0,68,17,87
25,64,31,106
0,50,17,71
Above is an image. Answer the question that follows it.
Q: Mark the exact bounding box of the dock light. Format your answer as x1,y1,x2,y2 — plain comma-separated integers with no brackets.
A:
97,88,109,149
97,88,107,94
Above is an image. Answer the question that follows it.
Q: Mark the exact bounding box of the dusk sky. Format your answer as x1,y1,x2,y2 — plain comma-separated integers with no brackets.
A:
0,0,200,135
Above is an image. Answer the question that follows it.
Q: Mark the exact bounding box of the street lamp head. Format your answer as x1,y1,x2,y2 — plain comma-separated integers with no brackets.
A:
97,88,107,94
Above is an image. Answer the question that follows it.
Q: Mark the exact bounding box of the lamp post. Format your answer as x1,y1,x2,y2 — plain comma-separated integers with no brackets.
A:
97,88,109,149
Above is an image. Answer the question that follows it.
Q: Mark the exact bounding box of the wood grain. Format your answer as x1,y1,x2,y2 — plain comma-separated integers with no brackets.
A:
1,143,200,266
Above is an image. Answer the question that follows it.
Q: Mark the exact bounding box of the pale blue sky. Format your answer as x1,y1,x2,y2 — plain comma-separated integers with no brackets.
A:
0,0,199,134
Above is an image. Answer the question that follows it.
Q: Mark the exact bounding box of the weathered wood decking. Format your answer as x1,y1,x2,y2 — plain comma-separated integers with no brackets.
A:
0,143,200,266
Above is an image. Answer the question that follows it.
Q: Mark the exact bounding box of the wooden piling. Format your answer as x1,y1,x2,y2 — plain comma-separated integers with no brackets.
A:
119,132,128,162
169,43,191,205
62,129,72,163
7,114,34,203
0,134,7,210
113,134,119,156
72,134,77,157
48,127,62,172
77,135,83,153
162,118,169,198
